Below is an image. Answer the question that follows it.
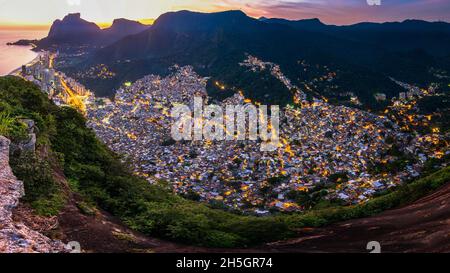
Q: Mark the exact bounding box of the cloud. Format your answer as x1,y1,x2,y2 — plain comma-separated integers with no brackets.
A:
206,0,450,24
67,0,81,6
1,0,449,26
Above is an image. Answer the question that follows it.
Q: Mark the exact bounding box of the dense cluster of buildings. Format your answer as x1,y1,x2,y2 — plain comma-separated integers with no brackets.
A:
17,51,447,215
20,52,57,95
18,51,94,111
86,63,447,214
75,64,116,80
386,79,447,161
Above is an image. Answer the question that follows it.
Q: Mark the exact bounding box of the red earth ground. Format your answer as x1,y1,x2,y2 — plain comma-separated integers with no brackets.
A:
59,183,450,253
15,182,450,253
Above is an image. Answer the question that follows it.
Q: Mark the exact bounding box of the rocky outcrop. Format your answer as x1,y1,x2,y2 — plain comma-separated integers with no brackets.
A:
101,18,149,45
45,13,101,45
0,136,65,253
11,119,37,153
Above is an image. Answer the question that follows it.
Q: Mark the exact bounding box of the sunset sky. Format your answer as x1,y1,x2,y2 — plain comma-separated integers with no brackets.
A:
0,0,449,28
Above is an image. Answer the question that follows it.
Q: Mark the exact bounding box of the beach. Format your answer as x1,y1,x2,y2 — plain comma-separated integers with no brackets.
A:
0,29,47,76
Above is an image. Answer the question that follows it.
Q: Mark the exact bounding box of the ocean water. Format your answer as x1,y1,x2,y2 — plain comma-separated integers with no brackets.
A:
0,29,48,76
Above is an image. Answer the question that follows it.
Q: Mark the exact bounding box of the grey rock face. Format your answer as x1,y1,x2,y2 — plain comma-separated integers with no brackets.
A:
10,119,37,153
0,136,65,253
21,133,36,153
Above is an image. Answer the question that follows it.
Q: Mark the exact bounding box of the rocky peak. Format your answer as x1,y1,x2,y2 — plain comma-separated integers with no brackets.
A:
110,18,142,27
47,13,100,41
104,18,149,35
64,13,82,21
153,9,255,32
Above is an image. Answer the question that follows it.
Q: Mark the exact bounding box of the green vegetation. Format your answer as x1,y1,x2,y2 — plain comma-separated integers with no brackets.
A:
1,76,449,247
0,111,14,136
65,11,450,111
284,166,450,228
9,150,66,216
1,77,66,216
0,109,28,141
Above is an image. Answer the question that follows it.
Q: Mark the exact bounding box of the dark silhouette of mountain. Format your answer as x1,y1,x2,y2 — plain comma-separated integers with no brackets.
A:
101,18,149,45
260,17,327,31
38,13,101,48
36,13,150,49
345,19,450,32
80,10,363,99
7,39,38,46
335,20,450,57
262,17,450,56
93,10,265,60
92,10,368,70
57,10,450,106
262,17,450,33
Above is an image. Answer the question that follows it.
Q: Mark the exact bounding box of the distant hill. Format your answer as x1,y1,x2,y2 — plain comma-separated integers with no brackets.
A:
7,39,38,46
260,17,450,56
101,18,149,45
74,10,375,100
259,17,328,31
36,13,150,50
53,10,450,107
38,13,101,48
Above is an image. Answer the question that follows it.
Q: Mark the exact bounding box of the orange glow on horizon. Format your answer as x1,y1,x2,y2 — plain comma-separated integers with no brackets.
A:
97,18,155,29
0,18,155,31
0,0,448,28
0,23,50,31
137,18,156,26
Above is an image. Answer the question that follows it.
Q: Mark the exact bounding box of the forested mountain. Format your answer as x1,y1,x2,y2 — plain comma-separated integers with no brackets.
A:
46,10,450,107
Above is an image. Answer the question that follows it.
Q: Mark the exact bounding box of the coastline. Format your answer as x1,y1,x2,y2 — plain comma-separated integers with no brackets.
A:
8,50,42,76
0,29,48,76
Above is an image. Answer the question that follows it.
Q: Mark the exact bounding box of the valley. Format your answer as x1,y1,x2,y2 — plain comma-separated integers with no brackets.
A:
0,8,449,253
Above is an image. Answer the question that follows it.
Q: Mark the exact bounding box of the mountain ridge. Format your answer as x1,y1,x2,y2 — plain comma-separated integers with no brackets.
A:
44,10,450,108
37,13,151,49
67,10,449,103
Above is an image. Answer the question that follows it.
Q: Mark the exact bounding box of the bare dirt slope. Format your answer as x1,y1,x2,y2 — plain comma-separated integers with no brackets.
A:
52,182,450,253
261,183,450,253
